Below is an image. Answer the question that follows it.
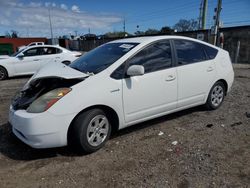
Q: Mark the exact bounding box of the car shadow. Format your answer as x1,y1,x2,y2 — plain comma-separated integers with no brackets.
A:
0,105,206,161
8,75,31,80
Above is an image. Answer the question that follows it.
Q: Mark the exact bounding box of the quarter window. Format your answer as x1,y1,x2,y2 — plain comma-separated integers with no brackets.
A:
128,40,172,73
174,40,206,65
201,44,218,59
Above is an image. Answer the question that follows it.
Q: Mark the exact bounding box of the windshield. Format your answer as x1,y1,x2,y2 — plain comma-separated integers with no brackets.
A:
69,42,138,74
11,48,25,57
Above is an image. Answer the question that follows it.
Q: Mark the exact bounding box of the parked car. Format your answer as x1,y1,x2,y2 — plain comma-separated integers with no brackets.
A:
0,45,82,80
18,42,45,51
9,36,234,153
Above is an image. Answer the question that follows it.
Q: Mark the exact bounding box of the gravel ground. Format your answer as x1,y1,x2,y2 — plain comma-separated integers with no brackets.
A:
0,68,249,188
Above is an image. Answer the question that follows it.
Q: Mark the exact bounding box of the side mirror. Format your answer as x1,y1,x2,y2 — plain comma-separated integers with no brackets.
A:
126,65,145,77
17,52,24,58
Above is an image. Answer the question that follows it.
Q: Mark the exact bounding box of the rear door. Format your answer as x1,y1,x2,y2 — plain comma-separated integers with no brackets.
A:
122,40,177,123
174,39,216,108
39,47,60,68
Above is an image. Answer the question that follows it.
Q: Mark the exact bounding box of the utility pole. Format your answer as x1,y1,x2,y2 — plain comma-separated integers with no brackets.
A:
48,8,54,43
201,0,208,29
123,18,126,37
198,1,203,29
213,0,222,45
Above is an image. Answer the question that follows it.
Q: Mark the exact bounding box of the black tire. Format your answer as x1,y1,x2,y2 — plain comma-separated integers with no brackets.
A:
68,109,111,154
62,61,71,65
0,66,8,80
205,81,226,110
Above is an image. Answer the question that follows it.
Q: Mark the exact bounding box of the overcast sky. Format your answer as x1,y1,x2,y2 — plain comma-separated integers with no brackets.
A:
0,0,249,37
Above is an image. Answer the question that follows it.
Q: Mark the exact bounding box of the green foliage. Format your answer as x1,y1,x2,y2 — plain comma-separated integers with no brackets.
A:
11,30,19,38
145,28,160,35
105,31,131,38
134,30,145,36
173,19,198,32
160,26,173,34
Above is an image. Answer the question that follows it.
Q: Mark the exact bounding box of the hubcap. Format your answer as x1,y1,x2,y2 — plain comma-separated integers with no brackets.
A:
211,85,224,107
86,115,109,147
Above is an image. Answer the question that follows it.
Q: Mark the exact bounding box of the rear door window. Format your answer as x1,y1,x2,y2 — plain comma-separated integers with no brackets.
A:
42,47,57,55
174,39,206,65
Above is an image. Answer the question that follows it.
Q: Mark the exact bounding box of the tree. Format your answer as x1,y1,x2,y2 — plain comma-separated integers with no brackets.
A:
134,30,145,36
104,31,131,38
160,26,173,34
5,31,11,38
11,30,19,38
145,28,160,35
173,19,198,32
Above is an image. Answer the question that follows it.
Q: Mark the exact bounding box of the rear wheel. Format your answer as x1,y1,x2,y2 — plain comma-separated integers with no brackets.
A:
205,81,226,110
69,109,111,154
0,66,8,80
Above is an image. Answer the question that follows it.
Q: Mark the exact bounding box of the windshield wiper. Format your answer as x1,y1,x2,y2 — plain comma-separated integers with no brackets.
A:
85,72,95,76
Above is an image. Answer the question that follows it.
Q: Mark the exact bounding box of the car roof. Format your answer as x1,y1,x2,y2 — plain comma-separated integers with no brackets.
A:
109,35,219,49
26,44,63,49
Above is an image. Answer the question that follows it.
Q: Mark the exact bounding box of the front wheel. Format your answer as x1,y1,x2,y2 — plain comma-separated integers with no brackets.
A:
205,81,226,110
0,66,8,80
69,109,111,154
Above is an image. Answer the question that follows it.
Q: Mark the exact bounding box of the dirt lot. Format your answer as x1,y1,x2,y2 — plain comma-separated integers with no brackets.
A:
0,68,249,188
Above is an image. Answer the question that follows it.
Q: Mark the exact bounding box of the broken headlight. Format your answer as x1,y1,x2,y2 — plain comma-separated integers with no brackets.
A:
27,88,71,113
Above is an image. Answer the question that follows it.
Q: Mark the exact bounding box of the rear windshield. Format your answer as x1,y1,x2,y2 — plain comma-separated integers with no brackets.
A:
70,42,138,74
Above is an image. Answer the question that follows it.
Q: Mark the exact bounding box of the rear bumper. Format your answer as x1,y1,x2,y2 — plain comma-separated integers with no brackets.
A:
226,69,234,93
9,106,74,149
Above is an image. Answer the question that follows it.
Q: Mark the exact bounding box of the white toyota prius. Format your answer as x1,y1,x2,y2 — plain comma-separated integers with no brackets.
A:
9,36,234,153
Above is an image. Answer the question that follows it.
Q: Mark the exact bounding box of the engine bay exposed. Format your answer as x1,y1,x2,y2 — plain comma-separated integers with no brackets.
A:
12,77,84,111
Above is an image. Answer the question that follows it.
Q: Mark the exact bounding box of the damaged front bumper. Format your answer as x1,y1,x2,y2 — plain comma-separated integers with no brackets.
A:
9,105,74,149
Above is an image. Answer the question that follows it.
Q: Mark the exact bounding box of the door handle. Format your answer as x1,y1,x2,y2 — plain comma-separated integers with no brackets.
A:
33,59,40,61
207,66,214,72
55,57,60,59
166,75,176,81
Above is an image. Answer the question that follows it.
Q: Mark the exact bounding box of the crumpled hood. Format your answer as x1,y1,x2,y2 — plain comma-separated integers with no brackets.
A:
32,62,88,80
21,62,89,91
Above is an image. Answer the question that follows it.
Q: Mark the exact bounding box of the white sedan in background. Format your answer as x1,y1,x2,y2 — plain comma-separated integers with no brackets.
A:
0,45,82,80
9,36,234,154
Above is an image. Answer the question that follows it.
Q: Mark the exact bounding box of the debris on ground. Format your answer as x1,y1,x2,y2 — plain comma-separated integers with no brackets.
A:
221,124,225,127
246,112,250,118
230,122,243,127
171,141,178,145
158,131,164,136
206,124,214,128
174,146,182,156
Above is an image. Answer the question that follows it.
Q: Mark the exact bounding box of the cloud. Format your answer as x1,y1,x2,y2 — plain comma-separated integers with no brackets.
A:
60,4,67,10
29,2,42,7
0,1,122,37
71,5,80,13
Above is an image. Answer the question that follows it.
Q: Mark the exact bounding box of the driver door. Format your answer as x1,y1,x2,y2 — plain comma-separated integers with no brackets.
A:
122,40,177,124
14,47,42,75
